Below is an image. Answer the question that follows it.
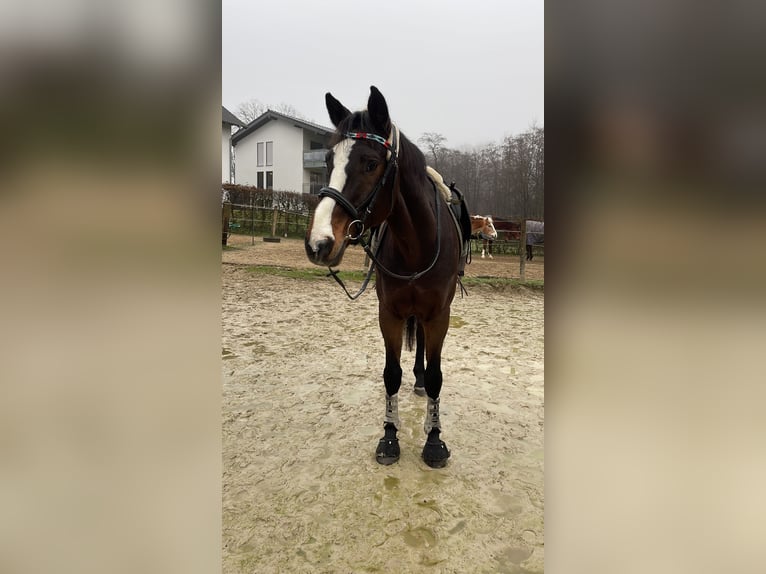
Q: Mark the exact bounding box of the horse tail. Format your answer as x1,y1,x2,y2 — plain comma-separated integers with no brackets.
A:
405,316,417,352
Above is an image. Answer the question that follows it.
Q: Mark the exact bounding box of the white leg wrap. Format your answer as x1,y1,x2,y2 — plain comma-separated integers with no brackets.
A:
385,394,401,430
424,396,441,434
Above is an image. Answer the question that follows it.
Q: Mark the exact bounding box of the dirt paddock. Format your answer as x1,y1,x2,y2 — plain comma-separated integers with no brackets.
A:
222,235,544,573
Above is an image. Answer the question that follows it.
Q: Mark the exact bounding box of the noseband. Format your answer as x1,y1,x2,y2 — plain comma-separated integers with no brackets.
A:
317,128,399,240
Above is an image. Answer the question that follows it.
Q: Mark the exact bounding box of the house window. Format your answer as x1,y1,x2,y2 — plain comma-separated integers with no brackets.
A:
257,142,264,167
257,171,264,188
266,171,273,189
265,141,273,166
310,172,325,195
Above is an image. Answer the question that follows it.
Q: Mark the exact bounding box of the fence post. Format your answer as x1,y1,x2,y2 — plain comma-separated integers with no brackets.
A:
271,207,278,237
519,219,527,282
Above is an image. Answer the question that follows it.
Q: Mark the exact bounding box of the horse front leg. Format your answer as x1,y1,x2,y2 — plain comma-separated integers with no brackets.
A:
376,310,404,465
421,311,451,468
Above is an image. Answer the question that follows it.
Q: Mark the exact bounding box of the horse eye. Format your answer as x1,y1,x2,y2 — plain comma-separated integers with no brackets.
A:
365,160,379,173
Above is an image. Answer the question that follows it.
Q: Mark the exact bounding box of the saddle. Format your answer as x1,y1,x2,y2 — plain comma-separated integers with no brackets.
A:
424,167,472,277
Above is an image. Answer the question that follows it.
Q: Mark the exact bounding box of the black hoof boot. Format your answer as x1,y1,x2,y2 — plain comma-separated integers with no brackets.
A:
413,373,426,396
376,423,400,465
422,429,450,468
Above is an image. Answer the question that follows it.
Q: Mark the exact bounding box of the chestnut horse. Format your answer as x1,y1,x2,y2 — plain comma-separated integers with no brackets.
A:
470,215,498,258
305,86,466,468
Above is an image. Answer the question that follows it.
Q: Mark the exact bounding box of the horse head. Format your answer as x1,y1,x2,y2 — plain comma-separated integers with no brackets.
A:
470,215,498,240
483,216,498,239
305,86,398,267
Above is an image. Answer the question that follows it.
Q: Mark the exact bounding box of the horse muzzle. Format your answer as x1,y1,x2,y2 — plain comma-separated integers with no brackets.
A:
304,236,347,267
305,236,332,264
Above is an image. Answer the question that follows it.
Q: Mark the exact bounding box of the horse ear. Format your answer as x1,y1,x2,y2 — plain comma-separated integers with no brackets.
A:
325,92,351,127
367,86,390,134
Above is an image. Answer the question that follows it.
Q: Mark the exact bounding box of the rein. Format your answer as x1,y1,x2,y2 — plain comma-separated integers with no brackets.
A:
326,179,443,298
320,127,445,299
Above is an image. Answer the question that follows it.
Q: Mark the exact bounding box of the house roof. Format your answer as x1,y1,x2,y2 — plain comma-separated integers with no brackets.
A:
231,109,334,145
222,106,246,128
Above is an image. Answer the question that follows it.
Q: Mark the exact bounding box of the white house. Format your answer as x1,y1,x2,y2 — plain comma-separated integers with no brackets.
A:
231,110,333,194
222,106,245,183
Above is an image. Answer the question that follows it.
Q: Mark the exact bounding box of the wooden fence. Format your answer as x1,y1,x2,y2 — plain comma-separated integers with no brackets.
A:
221,186,543,280
222,184,318,243
469,219,544,281
226,204,312,242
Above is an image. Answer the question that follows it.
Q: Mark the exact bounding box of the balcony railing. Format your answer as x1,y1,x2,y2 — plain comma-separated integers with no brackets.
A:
302,182,327,195
303,149,328,169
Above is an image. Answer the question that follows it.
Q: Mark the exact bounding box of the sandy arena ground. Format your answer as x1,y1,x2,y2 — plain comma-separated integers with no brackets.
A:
222,235,544,573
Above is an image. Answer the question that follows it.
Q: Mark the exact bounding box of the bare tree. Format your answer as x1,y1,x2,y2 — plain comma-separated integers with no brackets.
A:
418,132,447,171
272,102,306,120
409,127,544,220
528,126,544,219
479,143,503,216
499,126,544,220
236,98,268,124
236,98,308,125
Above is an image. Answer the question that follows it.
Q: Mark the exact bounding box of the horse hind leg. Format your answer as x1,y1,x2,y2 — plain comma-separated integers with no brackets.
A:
411,318,426,396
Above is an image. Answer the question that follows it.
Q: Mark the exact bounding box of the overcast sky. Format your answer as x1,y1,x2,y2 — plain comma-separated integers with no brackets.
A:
223,0,543,149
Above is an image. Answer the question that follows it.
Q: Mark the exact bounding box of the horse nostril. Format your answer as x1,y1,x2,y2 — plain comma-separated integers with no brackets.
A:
316,239,333,260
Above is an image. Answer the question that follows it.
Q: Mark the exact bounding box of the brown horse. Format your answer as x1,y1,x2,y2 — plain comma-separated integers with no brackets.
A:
470,215,498,258
304,86,465,468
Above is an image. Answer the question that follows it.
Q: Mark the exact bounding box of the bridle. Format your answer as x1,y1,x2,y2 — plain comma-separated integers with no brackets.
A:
317,129,399,242
317,126,445,299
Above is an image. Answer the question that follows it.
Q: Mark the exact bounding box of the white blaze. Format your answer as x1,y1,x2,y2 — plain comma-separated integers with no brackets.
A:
308,139,354,251
487,218,498,238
